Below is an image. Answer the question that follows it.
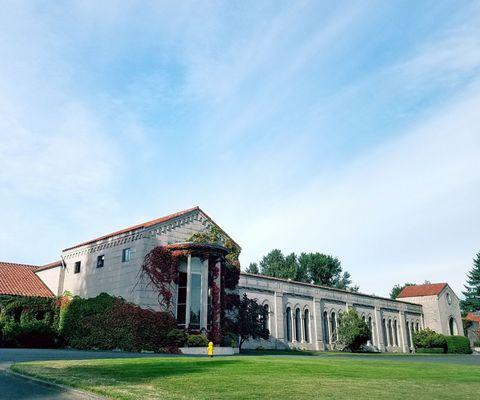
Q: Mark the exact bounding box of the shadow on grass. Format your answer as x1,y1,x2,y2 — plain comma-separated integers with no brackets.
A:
18,358,242,384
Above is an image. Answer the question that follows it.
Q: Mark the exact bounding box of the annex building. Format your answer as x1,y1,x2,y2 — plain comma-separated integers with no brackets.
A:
0,207,463,352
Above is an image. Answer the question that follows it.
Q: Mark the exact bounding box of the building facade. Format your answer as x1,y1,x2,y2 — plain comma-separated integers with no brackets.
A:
1,206,464,352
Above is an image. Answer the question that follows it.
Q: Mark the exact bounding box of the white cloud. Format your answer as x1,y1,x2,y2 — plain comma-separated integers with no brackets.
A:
235,80,480,297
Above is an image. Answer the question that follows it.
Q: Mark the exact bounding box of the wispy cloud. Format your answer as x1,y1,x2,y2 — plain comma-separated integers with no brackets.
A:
0,1,479,297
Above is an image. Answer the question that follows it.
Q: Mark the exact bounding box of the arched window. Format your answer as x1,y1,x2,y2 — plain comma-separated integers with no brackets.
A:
295,308,301,341
406,322,411,347
416,322,419,332
304,309,310,343
368,316,373,341
331,312,337,341
393,320,399,346
263,304,269,332
449,317,458,335
323,311,330,344
286,307,292,342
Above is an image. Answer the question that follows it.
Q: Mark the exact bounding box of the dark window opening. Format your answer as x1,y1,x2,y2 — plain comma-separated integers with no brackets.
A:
97,255,105,268
74,261,81,274
122,248,131,262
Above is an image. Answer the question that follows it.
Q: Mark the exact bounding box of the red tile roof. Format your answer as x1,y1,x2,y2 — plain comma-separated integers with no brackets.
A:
466,313,480,323
0,262,54,297
35,260,62,272
63,206,201,251
62,206,240,251
397,283,447,298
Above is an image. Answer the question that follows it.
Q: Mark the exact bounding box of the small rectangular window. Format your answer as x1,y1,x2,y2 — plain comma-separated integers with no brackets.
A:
74,261,81,274
122,248,131,262
97,255,105,268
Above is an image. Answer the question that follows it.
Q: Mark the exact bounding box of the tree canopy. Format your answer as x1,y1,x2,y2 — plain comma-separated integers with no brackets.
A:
389,283,415,299
232,294,269,350
248,249,358,291
336,309,370,352
462,252,480,313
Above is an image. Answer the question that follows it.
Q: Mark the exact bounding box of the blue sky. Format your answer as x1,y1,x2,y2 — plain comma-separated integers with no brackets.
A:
1,1,479,297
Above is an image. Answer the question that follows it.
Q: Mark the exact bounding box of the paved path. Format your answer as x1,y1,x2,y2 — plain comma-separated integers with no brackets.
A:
0,348,176,400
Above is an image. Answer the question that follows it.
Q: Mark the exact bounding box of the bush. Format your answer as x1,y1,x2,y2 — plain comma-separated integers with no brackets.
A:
167,329,187,347
60,293,177,352
2,320,58,348
446,336,472,354
0,295,59,348
187,334,209,347
412,328,447,350
416,348,445,354
336,309,370,352
474,340,480,347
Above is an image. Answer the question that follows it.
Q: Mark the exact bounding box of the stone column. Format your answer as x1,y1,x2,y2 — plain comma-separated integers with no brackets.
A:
374,307,385,351
273,292,284,348
291,311,296,342
300,313,305,343
399,311,408,353
313,298,324,351
185,253,192,328
327,313,333,347
409,323,414,348
386,320,391,348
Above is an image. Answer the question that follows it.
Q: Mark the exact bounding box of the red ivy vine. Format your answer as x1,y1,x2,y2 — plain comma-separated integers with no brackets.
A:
140,246,179,312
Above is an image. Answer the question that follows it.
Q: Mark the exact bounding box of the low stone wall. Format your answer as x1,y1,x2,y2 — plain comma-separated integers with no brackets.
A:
179,347,239,356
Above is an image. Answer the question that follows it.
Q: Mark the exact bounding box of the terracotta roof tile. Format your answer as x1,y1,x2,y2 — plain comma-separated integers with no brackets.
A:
0,262,53,297
62,206,241,251
35,260,62,272
466,312,480,323
397,283,447,298
63,206,201,251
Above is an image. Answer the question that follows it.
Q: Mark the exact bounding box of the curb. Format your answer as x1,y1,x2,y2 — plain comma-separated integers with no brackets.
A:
5,368,106,400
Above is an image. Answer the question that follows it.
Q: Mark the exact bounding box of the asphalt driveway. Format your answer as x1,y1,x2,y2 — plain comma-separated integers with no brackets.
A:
0,348,176,400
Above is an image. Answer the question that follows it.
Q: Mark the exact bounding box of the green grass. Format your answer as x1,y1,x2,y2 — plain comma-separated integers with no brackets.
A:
12,355,480,400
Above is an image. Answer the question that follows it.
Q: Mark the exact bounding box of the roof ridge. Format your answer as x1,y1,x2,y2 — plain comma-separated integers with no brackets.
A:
0,261,39,269
63,206,201,252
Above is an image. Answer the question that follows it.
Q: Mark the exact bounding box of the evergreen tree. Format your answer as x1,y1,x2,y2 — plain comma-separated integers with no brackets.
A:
256,250,358,291
390,283,415,299
245,262,259,274
462,252,480,313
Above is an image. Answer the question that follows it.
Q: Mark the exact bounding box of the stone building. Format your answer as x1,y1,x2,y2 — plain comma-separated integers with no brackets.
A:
0,206,464,352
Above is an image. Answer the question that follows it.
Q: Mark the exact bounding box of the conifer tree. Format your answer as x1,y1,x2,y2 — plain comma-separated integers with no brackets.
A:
462,252,480,313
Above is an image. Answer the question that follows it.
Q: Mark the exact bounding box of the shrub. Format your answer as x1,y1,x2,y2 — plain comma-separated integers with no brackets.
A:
2,320,58,348
474,340,480,347
187,334,209,347
412,328,447,350
446,336,472,354
167,329,187,347
416,348,445,354
0,295,59,348
60,293,177,352
336,309,370,352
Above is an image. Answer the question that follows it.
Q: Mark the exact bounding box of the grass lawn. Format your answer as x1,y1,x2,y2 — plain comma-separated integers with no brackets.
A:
12,355,480,400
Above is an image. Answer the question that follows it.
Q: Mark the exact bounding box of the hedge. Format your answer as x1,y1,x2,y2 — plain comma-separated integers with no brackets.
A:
0,295,59,348
60,293,178,352
412,328,447,350
445,336,472,354
416,347,445,354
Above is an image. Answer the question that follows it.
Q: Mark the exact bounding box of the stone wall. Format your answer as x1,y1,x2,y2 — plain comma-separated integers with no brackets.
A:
239,273,423,353
59,209,223,310
398,286,463,336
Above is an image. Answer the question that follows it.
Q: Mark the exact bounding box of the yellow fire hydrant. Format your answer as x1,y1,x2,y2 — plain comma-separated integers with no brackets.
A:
207,341,214,358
